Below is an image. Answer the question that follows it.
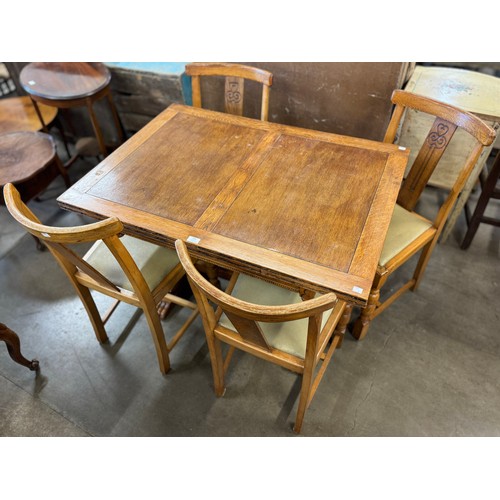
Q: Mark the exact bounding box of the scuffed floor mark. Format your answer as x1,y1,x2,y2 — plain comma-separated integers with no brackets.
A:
348,331,393,435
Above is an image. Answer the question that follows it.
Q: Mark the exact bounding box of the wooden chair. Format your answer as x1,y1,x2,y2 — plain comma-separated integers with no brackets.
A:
185,63,273,121
175,239,350,434
3,183,198,375
461,149,500,249
352,90,496,340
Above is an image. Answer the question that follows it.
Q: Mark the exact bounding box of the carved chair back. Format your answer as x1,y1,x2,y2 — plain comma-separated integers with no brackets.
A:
385,90,496,231
185,63,273,121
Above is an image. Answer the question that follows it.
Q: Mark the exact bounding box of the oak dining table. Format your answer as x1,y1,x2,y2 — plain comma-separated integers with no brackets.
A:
57,103,409,307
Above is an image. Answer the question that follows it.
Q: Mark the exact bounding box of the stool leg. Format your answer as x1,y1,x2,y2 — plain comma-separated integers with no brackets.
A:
461,151,500,250
0,323,39,371
86,98,108,157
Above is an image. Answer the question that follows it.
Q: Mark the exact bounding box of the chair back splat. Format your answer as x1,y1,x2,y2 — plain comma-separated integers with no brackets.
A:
185,63,273,121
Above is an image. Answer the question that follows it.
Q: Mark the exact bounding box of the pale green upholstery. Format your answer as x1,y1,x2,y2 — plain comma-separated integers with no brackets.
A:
84,235,180,291
219,274,332,359
379,204,433,266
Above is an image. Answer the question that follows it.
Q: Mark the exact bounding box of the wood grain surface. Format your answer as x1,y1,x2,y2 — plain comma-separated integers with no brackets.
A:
58,104,409,304
19,62,111,100
0,96,57,134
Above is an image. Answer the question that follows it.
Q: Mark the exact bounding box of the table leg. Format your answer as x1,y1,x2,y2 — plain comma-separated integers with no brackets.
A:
205,263,221,288
0,323,39,371
461,150,500,249
54,115,72,158
106,91,125,144
86,98,108,157
30,98,49,132
334,303,352,348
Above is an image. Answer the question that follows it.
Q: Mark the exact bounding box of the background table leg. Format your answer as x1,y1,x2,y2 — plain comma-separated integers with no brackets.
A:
0,323,39,371
86,99,108,157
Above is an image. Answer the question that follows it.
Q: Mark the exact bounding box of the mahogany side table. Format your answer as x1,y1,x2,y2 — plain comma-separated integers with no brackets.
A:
0,131,70,249
19,62,124,157
461,150,500,249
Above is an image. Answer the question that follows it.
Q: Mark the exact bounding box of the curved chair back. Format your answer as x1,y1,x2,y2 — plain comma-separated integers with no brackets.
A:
185,63,273,121
4,183,198,375
4,182,133,293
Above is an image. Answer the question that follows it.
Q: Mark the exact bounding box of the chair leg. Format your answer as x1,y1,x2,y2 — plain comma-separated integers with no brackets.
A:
352,287,380,341
207,335,226,397
141,299,171,375
411,239,438,291
48,253,109,343
188,279,226,395
294,315,322,434
76,286,109,344
293,374,314,434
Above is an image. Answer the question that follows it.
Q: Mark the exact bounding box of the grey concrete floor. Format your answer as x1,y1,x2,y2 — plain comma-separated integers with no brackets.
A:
1,155,499,438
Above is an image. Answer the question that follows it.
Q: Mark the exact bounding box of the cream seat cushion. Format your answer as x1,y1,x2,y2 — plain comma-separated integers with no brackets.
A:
83,235,180,292
379,204,433,266
219,274,333,359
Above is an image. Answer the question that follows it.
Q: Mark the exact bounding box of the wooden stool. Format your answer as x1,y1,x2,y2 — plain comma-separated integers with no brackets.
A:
19,62,124,158
0,323,39,371
0,131,70,249
0,96,57,134
461,150,500,249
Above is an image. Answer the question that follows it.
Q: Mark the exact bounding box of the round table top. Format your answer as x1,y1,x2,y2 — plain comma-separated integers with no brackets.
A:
0,132,56,185
19,62,111,101
0,96,57,134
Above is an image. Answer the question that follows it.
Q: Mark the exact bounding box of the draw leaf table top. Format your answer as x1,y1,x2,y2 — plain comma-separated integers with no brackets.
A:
58,104,408,306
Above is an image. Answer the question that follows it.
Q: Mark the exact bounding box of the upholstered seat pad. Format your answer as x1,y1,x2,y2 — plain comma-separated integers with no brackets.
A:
379,204,433,266
83,235,180,292
219,274,332,359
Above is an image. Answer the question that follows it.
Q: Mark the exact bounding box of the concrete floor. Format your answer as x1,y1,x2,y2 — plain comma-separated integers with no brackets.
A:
1,155,499,437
